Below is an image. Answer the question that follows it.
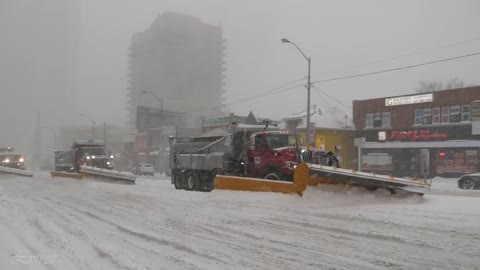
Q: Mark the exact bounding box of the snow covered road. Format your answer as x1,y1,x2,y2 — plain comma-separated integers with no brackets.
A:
1,173,479,270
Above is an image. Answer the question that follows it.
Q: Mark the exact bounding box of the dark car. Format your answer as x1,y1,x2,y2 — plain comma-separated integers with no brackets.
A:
457,173,480,190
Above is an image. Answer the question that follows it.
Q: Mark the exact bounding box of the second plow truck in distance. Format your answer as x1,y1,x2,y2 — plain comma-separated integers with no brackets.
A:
170,123,431,195
51,141,136,183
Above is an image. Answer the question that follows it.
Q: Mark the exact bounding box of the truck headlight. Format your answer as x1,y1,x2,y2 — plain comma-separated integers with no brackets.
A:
284,161,297,170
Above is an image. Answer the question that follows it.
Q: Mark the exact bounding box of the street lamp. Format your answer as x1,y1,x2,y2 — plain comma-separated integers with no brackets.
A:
140,90,163,111
80,114,96,141
281,38,312,145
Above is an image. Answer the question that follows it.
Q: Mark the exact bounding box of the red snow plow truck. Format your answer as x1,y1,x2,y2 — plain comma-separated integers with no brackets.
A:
169,123,431,196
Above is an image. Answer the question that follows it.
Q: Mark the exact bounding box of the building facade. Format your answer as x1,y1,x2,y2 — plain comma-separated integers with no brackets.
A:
283,105,355,169
127,12,226,128
353,86,480,177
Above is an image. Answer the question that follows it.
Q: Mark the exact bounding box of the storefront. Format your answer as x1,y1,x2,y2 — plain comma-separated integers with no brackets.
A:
359,140,480,177
353,88,480,177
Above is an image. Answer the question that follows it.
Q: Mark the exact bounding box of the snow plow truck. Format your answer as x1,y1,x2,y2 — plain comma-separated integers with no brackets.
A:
50,141,135,183
0,147,33,177
169,123,431,196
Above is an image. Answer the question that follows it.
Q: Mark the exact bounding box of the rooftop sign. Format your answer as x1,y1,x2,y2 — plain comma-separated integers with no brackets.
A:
385,93,433,107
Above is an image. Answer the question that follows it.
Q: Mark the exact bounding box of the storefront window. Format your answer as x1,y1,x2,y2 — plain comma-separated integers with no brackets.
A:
414,109,423,125
373,113,382,128
365,113,373,128
432,107,440,124
441,106,449,124
462,105,470,122
433,149,479,175
381,112,391,127
450,105,461,123
422,108,432,125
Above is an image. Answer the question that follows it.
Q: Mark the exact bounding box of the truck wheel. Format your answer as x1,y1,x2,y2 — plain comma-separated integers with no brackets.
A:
185,171,197,191
265,173,280,181
174,172,184,190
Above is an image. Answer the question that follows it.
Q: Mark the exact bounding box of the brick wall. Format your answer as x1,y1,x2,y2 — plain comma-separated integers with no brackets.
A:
353,86,480,130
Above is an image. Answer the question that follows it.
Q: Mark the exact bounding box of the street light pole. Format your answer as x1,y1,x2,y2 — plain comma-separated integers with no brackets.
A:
281,38,312,145
140,90,163,111
80,114,96,141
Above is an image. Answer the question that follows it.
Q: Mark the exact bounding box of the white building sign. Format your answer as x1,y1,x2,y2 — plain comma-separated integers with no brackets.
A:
385,93,433,107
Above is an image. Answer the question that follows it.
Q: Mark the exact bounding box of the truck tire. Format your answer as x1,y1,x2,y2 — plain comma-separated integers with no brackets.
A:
173,171,184,190
265,173,280,181
185,171,198,191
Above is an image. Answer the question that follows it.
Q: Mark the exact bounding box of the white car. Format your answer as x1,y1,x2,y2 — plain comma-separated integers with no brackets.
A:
134,164,155,176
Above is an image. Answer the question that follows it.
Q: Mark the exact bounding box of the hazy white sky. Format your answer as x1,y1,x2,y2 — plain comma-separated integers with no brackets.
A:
76,0,480,123
1,0,480,147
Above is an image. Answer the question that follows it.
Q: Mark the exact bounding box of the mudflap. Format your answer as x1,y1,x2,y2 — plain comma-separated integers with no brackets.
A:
0,166,33,177
80,166,136,184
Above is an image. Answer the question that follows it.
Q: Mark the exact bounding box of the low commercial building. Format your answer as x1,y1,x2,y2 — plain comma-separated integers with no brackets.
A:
353,86,480,177
283,105,355,169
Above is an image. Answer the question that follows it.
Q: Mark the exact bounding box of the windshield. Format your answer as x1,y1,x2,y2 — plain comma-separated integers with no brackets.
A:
78,147,105,157
266,134,298,149
0,154,22,161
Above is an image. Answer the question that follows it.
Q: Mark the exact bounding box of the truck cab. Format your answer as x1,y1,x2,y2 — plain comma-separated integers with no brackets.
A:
246,131,300,180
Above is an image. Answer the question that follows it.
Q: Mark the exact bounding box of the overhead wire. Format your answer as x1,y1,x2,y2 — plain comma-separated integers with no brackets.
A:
225,77,306,105
223,49,480,109
311,51,480,84
317,36,480,75
312,85,352,110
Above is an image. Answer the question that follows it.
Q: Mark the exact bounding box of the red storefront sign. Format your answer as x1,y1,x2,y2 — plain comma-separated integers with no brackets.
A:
389,129,447,141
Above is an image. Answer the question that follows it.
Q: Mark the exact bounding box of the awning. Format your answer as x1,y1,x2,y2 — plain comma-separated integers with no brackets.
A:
361,140,480,149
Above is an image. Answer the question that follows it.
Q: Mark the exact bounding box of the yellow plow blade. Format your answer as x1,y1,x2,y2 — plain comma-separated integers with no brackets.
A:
214,163,311,195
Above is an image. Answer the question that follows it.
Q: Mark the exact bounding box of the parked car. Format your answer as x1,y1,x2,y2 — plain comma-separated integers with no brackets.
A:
132,164,155,176
457,173,480,190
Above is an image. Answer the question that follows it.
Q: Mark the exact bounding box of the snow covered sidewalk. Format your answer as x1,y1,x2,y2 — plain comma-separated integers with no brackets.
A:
1,173,479,270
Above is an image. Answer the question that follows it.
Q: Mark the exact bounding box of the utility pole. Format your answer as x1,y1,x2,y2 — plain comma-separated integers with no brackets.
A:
281,38,312,145
307,56,311,145
103,121,107,146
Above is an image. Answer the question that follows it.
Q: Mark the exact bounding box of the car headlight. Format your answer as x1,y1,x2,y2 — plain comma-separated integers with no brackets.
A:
4,159,9,163
91,156,96,159
110,155,114,159
19,158,24,163
106,161,110,165
86,156,91,160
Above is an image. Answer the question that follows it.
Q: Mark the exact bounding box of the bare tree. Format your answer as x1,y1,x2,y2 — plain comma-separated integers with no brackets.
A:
416,80,443,93
445,77,464,89
416,77,466,93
